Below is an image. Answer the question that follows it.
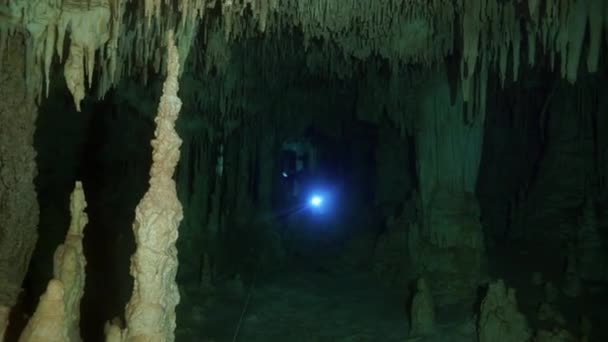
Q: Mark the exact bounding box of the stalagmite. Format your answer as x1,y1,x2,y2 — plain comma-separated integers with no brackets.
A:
0,306,9,342
409,66,485,305
52,181,88,341
577,198,605,282
18,280,69,342
114,30,183,342
537,302,566,325
534,328,577,342
17,181,88,342
409,278,435,337
478,280,531,342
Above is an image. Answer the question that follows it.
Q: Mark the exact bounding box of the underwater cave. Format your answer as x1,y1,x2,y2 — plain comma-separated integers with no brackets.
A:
1,0,608,341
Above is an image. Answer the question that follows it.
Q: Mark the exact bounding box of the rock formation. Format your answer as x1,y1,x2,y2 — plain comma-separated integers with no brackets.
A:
108,30,184,342
0,32,40,340
577,198,606,282
18,181,88,342
17,280,69,342
52,181,88,341
0,306,9,341
478,279,531,342
534,328,577,342
1,0,605,114
537,302,566,325
408,67,486,305
409,278,435,337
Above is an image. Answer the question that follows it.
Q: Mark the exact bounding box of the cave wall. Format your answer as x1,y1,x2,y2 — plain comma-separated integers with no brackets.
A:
407,66,486,305
0,33,39,327
477,72,547,244
522,73,607,245
599,80,608,219
374,117,414,220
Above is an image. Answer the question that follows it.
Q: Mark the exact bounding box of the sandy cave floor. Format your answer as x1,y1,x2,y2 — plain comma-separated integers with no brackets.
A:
177,269,413,342
175,266,476,342
175,241,608,342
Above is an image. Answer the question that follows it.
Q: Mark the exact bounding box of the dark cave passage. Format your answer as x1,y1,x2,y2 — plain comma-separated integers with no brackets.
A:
15,58,608,341
1,2,608,342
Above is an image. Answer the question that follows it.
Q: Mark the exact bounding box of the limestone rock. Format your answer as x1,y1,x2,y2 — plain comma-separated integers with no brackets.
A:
16,181,88,342
103,319,123,342
51,181,88,342
577,199,606,282
0,32,39,313
409,278,435,336
0,305,9,341
478,279,531,342
18,280,69,342
534,328,576,342
537,302,566,325
118,31,184,342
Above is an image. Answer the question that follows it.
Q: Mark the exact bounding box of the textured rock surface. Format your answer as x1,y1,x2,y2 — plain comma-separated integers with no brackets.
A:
409,67,486,305
17,280,69,342
118,31,184,342
478,279,531,342
16,181,88,342
524,82,596,243
534,328,577,342
52,181,88,342
577,199,607,282
409,278,435,337
0,33,40,309
0,305,9,341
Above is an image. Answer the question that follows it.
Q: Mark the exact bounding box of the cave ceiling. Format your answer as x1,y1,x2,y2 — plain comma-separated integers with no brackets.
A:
1,0,606,118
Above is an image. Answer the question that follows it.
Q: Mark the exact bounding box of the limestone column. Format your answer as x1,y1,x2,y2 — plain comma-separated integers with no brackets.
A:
18,181,88,342
0,33,40,338
408,66,486,305
118,30,184,341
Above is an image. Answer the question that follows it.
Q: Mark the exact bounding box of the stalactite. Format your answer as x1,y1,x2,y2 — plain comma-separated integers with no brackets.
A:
4,0,607,108
59,0,112,110
564,0,587,83
586,0,604,73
